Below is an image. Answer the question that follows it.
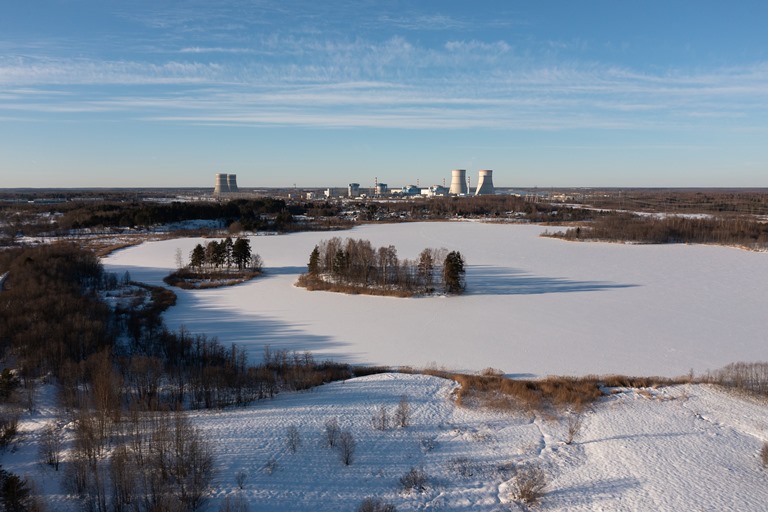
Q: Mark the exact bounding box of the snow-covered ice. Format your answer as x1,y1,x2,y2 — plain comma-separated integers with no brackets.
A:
103,222,768,377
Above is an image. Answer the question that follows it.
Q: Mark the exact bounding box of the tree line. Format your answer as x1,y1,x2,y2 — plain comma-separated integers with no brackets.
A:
187,237,262,272
297,237,466,296
546,213,768,249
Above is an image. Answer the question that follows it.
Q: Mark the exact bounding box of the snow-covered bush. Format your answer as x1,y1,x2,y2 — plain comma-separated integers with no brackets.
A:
357,497,397,512
510,463,547,505
564,410,584,445
399,467,427,494
219,494,249,512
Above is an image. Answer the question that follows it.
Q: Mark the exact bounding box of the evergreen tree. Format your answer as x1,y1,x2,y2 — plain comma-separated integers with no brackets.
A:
307,246,320,276
232,238,252,270
442,251,466,294
190,244,206,270
0,468,31,512
417,248,435,293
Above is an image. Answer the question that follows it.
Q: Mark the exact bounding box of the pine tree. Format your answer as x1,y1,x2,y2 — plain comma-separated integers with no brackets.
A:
307,246,320,276
442,251,466,294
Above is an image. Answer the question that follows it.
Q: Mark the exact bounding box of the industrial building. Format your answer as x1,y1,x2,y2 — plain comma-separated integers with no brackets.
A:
475,170,495,195
449,169,468,195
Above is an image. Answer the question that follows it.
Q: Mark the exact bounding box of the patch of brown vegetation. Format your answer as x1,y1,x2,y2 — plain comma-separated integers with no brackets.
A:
422,369,683,414
164,269,262,289
296,274,414,298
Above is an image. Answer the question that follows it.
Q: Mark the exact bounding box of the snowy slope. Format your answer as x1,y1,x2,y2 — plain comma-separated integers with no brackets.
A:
5,375,768,511
103,222,768,377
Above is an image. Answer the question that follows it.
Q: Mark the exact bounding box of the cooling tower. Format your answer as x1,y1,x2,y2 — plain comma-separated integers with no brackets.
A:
475,170,495,195
449,169,468,195
227,174,238,193
214,173,229,195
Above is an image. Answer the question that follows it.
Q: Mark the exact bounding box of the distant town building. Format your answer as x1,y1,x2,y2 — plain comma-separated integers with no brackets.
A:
348,183,360,197
422,185,449,197
401,185,421,196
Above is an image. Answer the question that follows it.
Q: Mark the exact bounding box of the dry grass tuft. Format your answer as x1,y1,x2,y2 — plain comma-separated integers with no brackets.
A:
165,269,261,289
296,275,413,297
510,463,547,505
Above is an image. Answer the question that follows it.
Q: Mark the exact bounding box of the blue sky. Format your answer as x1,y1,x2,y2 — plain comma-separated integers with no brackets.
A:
2,1,767,189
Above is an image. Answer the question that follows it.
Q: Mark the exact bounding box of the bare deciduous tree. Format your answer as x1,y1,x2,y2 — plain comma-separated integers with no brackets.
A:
372,405,390,431
39,421,65,470
235,470,247,490
324,417,340,448
394,395,411,428
339,430,356,466
286,425,301,454
564,411,583,445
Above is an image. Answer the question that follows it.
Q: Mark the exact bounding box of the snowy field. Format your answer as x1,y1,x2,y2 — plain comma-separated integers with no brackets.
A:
7,374,768,511
103,221,768,378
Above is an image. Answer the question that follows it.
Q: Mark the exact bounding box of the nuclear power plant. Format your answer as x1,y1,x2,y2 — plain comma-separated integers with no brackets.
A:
227,174,238,193
474,170,495,195
213,173,238,196
449,169,468,195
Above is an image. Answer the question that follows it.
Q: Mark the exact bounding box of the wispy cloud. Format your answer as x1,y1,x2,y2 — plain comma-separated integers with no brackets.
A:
2,20,767,133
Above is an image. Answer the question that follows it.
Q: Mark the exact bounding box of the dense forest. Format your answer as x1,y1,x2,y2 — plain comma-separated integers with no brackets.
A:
296,237,466,296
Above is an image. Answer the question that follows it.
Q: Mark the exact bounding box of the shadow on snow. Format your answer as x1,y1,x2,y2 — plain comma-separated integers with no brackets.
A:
465,265,638,296
103,264,350,365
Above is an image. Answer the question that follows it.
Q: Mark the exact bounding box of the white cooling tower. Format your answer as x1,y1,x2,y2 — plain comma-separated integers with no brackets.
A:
475,170,495,195
227,174,238,193
214,173,229,195
449,169,468,195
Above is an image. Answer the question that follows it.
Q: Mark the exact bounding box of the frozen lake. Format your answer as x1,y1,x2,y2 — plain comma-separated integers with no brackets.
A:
103,222,768,377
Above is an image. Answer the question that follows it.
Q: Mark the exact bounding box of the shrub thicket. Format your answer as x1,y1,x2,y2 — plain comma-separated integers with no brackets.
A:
706,362,768,396
399,468,427,494
358,497,397,512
